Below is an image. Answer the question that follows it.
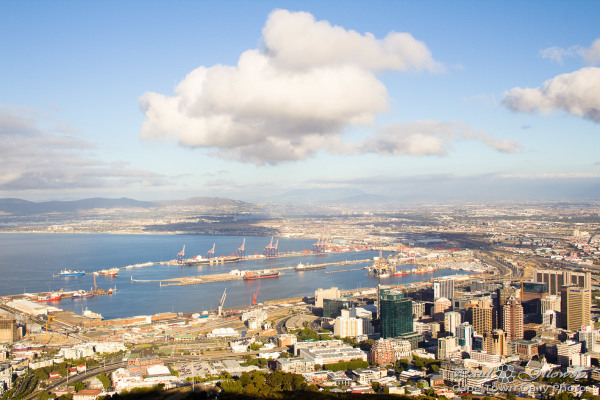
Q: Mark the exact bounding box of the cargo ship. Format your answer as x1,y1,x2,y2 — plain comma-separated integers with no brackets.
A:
72,290,92,298
58,269,85,277
393,271,410,276
95,268,119,277
37,292,61,302
295,263,325,271
184,255,211,266
243,270,280,280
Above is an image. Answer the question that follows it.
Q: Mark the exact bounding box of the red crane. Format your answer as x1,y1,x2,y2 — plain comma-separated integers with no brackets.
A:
263,237,277,258
252,281,261,306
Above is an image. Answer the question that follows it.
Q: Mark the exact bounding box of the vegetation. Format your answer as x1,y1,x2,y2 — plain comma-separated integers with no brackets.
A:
98,372,113,390
322,359,369,372
218,370,313,397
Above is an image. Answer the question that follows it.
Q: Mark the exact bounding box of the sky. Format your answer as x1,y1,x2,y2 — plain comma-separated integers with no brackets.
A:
1,1,600,203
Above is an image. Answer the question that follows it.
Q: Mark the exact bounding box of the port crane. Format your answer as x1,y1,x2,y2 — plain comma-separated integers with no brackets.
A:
236,238,246,259
207,243,215,257
177,245,185,264
217,288,227,316
46,315,56,343
252,281,261,306
263,237,278,258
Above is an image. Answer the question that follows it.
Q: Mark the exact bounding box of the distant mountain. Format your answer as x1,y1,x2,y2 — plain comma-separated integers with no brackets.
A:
274,188,366,203
157,197,250,208
0,197,156,215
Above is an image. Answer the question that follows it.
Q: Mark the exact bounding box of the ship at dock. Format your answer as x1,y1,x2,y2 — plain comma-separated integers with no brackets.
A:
95,268,119,277
243,270,280,280
36,292,61,302
58,269,85,277
295,263,325,271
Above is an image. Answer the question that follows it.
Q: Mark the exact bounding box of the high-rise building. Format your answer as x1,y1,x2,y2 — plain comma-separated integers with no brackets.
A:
533,269,591,295
521,282,549,302
333,317,363,338
0,317,20,343
379,288,413,339
323,298,350,319
543,310,559,329
502,296,524,341
483,329,507,356
412,301,426,320
495,284,514,329
468,300,494,335
444,311,461,336
561,286,592,331
541,295,561,314
315,287,341,308
578,326,598,353
456,322,474,351
433,277,455,300
434,297,452,317
437,336,460,360
369,339,395,365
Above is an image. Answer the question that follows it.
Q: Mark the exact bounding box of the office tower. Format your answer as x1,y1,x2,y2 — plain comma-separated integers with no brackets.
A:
502,296,524,341
0,317,21,343
521,282,549,302
495,284,514,329
437,336,459,360
468,300,494,335
533,269,591,295
541,295,561,314
578,326,598,353
543,310,559,328
444,311,461,336
323,298,350,319
380,289,413,338
483,329,508,356
433,277,455,300
434,297,452,316
457,322,474,351
561,286,592,331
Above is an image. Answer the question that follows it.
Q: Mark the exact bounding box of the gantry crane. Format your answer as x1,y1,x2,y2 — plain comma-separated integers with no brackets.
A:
252,281,261,306
218,288,227,317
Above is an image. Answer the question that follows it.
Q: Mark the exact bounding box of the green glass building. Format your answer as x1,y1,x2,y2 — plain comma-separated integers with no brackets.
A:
323,297,350,319
380,289,413,338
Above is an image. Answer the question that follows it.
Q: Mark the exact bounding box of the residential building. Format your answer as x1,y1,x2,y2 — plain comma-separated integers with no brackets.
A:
437,336,460,360
333,316,363,338
483,329,507,356
444,311,461,336
433,277,455,300
502,296,524,341
369,339,395,365
468,300,494,335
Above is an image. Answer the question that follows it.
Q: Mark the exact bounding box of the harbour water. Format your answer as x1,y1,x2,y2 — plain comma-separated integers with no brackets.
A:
0,233,470,319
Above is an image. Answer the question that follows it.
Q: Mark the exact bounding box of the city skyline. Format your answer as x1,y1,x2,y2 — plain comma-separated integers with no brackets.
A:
1,1,599,203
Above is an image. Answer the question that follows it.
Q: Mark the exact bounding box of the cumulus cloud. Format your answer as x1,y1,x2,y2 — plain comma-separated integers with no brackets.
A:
503,67,600,122
140,9,444,165
355,121,521,156
0,106,168,192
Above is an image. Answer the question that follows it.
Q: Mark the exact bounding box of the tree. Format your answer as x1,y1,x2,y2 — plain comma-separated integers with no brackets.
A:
372,382,382,393
506,392,517,400
97,372,112,390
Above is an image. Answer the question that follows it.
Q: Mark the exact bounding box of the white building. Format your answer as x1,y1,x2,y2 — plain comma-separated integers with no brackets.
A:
333,317,363,338
433,277,455,300
315,287,341,308
543,310,559,329
557,341,586,367
444,311,461,336
299,345,367,365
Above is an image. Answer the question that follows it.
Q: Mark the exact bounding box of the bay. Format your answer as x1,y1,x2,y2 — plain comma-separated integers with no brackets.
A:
0,233,469,319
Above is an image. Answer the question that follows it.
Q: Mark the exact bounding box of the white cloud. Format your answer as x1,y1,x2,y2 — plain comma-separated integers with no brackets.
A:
140,9,443,165
503,67,600,122
356,121,521,156
0,106,168,192
539,38,600,65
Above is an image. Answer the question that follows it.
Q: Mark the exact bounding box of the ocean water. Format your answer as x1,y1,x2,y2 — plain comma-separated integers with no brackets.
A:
0,233,468,319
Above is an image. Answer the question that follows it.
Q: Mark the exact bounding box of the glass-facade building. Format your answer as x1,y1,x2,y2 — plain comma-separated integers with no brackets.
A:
379,289,413,338
323,297,350,319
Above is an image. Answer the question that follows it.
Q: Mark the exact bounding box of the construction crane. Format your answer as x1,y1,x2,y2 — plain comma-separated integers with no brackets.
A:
46,315,56,343
236,238,246,259
218,288,227,317
207,243,215,257
252,281,261,306
177,245,185,264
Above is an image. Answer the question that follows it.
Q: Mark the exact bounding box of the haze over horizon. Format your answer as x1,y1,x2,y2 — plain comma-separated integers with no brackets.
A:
1,1,599,203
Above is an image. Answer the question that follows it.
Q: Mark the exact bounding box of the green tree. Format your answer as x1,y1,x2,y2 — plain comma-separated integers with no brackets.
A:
372,382,382,393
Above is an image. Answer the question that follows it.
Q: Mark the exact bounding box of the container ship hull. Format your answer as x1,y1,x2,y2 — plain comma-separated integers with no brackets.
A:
243,271,280,280
295,264,325,271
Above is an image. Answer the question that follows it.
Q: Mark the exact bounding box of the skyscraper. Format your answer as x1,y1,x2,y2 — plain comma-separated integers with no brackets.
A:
533,269,591,295
444,311,461,336
456,322,474,351
468,300,494,335
379,288,413,338
483,329,508,356
502,296,524,341
561,286,591,331
433,277,455,300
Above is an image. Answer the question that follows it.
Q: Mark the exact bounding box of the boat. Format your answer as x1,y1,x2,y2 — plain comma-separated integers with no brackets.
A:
72,290,92,298
96,268,119,277
295,263,325,271
378,273,390,278
37,292,61,302
393,271,410,276
243,270,280,280
58,269,85,277
217,255,241,264
83,307,103,320
184,255,211,266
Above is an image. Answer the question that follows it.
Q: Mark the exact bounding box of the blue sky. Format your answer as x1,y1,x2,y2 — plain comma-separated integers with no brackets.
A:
1,1,599,202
